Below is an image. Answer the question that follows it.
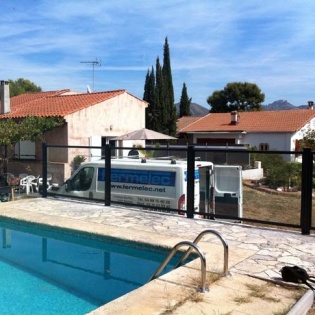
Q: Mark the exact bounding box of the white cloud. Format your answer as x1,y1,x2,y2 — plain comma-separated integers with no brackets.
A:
1,0,315,106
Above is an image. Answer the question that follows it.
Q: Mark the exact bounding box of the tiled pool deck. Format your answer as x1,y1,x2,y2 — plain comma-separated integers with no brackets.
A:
1,197,314,314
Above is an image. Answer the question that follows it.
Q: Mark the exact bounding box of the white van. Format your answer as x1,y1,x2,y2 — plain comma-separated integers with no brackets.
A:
55,158,242,219
56,159,212,213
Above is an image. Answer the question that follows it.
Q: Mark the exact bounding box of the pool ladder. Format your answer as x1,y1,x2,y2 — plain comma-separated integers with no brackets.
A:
148,229,230,293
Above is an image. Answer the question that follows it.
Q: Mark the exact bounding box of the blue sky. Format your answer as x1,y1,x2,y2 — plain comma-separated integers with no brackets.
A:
1,1,315,108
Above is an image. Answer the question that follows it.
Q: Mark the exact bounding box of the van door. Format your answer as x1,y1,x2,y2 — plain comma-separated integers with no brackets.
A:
198,165,214,218
213,165,242,221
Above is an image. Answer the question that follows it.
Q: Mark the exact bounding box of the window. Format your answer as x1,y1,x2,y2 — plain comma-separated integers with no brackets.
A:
89,136,117,160
14,140,35,159
259,143,269,151
69,167,94,191
101,137,117,158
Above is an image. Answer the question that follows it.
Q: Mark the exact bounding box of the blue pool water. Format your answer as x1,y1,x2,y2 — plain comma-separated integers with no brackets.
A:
0,219,187,315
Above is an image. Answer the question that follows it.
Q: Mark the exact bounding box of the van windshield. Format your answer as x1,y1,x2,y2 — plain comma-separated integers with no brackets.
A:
69,167,94,191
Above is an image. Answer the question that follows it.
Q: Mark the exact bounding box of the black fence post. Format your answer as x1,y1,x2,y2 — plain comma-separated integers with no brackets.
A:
187,145,195,218
42,142,48,198
104,144,111,206
300,148,313,235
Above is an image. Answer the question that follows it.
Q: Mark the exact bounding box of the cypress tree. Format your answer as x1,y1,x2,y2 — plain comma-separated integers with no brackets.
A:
144,67,159,130
162,37,174,105
179,83,192,117
162,37,177,136
155,57,166,133
143,37,176,136
143,69,150,101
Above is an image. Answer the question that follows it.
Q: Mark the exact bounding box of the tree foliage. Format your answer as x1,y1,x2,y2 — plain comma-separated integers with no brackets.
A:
143,37,177,136
1,78,62,146
162,38,177,136
207,82,265,113
0,116,64,172
9,78,42,97
144,67,159,131
1,78,63,147
155,57,167,132
179,82,191,117
252,153,301,189
299,130,315,151
0,116,64,146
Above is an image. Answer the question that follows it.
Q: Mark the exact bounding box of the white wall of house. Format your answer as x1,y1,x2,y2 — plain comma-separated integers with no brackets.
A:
241,132,293,151
63,92,147,177
192,132,294,151
241,116,315,155
191,132,245,144
65,92,146,146
192,130,305,162
190,116,315,156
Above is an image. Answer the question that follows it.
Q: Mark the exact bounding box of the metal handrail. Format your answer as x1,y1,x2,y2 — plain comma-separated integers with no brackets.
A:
148,241,208,292
174,229,230,277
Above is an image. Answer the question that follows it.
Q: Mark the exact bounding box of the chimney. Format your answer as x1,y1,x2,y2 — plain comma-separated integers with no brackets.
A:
308,100,314,110
0,80,10,114
230,111,239,125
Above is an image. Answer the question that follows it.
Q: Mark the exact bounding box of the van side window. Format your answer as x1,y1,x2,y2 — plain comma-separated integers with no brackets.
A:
69,167,94,191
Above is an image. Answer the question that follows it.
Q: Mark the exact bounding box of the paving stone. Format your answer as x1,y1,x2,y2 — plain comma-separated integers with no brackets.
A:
1,197,314,314
278,256,304,265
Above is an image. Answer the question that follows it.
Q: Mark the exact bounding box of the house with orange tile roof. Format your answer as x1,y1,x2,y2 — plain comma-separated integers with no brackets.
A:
0,81,148,183
176,116,203,133
177,109,315,159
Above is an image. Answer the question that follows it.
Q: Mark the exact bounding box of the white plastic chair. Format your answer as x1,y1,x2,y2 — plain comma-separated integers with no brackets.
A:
18,174,28,193
31,175,41,192
27,176,35,193
19,177,27,193
38,174,53,190
19,175,35,194
47,174,52,185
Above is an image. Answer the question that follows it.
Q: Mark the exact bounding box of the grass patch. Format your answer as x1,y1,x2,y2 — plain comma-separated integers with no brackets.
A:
242,185,315,229
233,295,252,304
187,271,221,291
161,288,205,314
161,272,222,314
245,283,280,302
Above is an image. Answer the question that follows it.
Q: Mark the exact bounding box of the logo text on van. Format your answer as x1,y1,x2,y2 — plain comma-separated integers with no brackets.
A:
98,168,176,187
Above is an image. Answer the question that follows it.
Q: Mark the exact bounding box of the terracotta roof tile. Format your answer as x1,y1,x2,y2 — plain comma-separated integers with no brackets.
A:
177,116,205,132
180,110,315,133
1,90,126,118
10,90,71,107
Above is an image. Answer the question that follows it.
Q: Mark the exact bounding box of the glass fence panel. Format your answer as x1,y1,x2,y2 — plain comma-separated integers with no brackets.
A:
14,144,313,233
241,152,302,228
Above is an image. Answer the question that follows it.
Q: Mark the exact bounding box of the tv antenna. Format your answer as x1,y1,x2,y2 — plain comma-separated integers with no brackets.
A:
80,58,101,92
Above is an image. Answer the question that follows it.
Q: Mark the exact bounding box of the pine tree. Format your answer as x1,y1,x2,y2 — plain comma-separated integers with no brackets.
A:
179,83,192,117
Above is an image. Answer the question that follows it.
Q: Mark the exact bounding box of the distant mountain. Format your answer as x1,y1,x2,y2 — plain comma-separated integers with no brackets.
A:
262,100,297,111
175,102,209,116
262,100,308,110
296,104,308,109
175,100,309,114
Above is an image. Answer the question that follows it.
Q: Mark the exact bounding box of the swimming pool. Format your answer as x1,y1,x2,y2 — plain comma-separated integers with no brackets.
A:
0,219,187,314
